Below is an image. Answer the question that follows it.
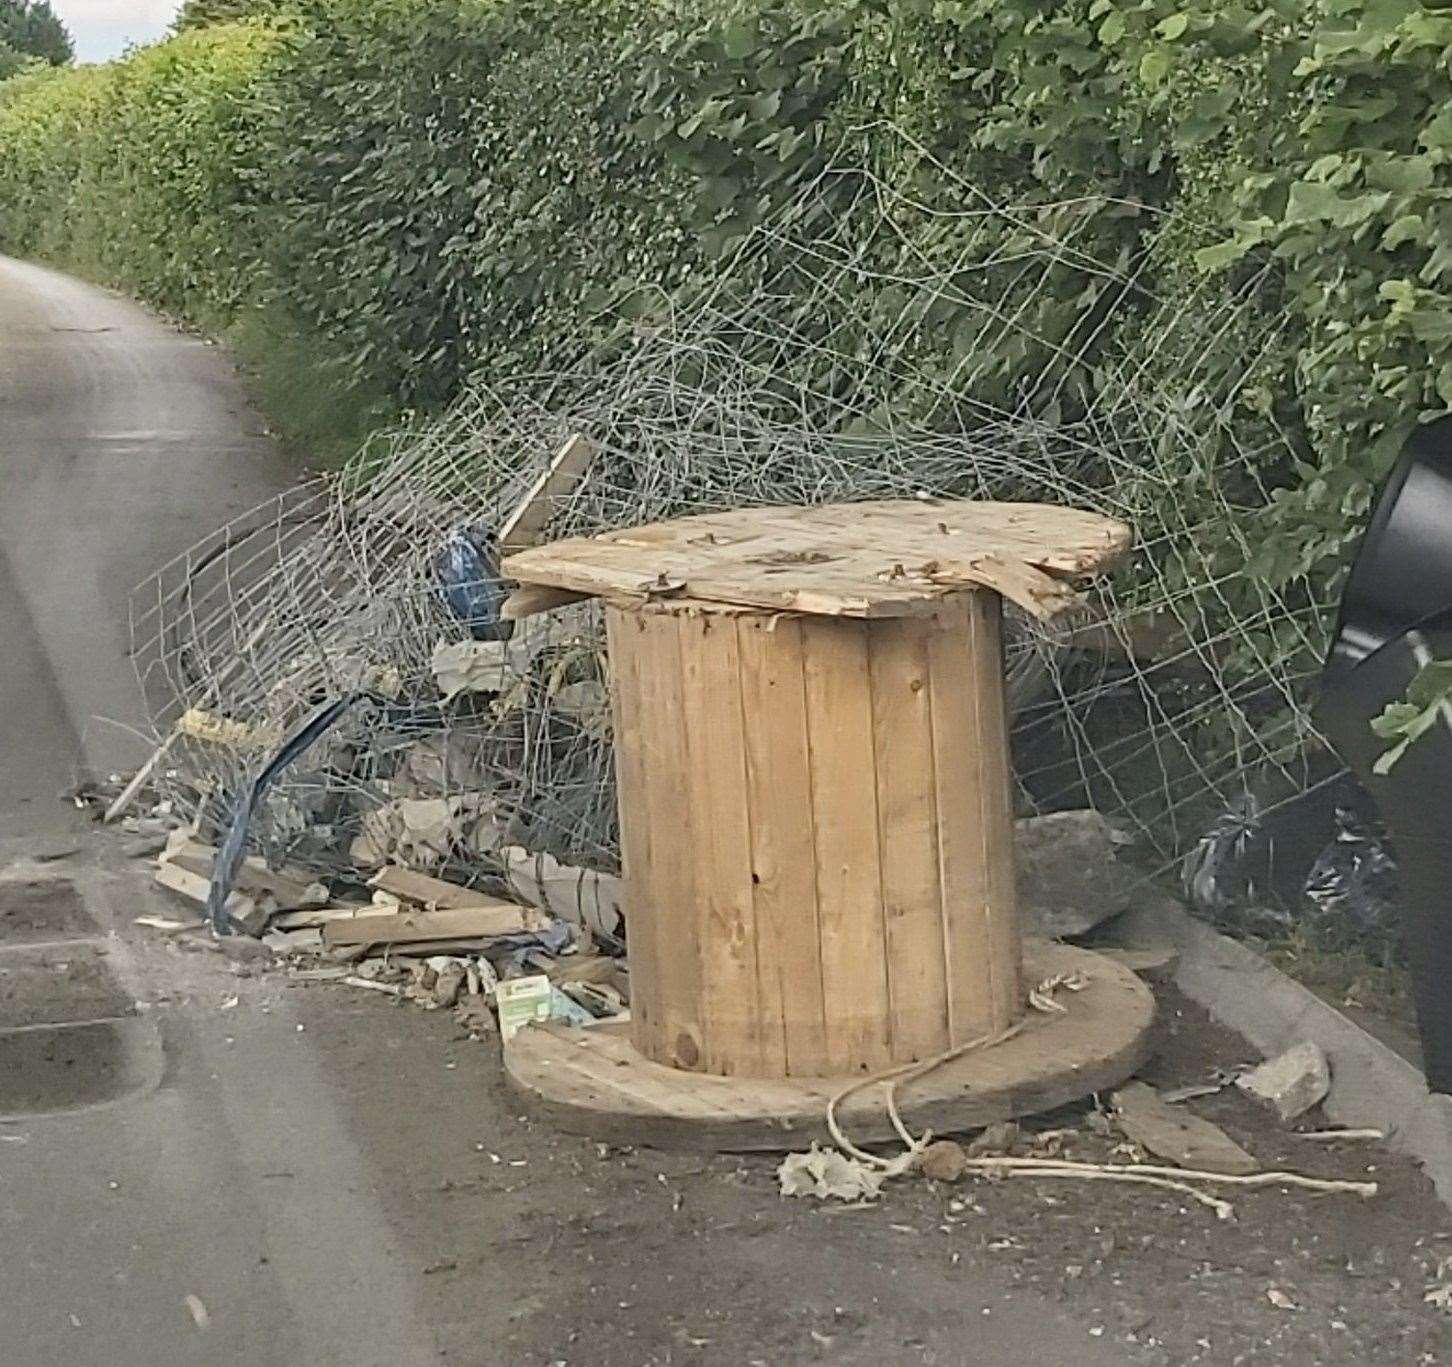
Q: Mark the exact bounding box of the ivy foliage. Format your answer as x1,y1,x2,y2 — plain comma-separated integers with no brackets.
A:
1372,657,1452,773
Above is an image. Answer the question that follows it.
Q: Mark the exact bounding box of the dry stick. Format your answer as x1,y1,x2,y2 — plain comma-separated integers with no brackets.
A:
962,1154,1378,1199
1293,1128,1385,1142
975,1164,1235,1220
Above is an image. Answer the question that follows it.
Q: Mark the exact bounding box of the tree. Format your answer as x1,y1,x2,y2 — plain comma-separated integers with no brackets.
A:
0,40,30,80
176,0,285,31
0,1,72,66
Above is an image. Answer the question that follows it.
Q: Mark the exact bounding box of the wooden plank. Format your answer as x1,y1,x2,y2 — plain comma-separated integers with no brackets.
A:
965,593,1022,1027
498,433,594,555
368,866,520,912
502,583,593,621
321,903,537,948
627,610,705,1072
926,596,997,1042
801,616,893,1073
678,613,766,1075
270,905,372,931
869,617,951,1063
606,610,660,1042
737,614,829,1075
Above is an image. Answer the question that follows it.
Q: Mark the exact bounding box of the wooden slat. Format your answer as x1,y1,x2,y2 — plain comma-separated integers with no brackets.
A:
869,617,951,1063
966,593,1022,1027
926,595,997,1042
321,903,536,947
498,433,594,555
677,614,764,1073
737,614,823,1075
502,584,591,621
629,610,705,1071
368,866,517,912
801,617,894,1073
606,610,660,1042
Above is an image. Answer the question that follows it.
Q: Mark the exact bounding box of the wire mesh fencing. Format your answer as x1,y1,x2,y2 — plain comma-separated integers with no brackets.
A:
128,141,1332,898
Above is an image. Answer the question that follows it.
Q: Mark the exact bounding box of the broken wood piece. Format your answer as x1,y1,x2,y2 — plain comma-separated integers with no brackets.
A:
341,976,404,996
376,938,511,958
134,914,202,934
263,927,324,953
368,865,518,912
498,433,595,556
103,733,176,825
269,905,371,931
1293,1128,1384,1142
161,835,322,909
153,860,264,933
502,584,593,622
1112,1081,1258,1176
924,554,1082,621
321,903,542,949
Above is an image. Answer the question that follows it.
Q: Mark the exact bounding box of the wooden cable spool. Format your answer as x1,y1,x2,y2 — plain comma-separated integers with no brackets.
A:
500,499,1154,1143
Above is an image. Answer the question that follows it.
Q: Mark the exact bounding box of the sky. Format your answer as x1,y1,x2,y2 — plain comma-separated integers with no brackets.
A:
52,0,181,64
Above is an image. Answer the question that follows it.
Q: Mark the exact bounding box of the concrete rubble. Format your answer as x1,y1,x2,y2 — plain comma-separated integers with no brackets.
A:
1015,809,1133,939
1236,1042,1332,1123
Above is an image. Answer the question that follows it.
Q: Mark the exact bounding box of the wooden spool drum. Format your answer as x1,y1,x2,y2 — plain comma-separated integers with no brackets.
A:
608,592,1022,1079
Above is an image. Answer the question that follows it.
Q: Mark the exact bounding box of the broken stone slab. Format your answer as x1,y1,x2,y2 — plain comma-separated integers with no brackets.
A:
1077,892,1182,977
1015,810,1133,938
1112,1081,1259,1175
1236,1042,1331,1123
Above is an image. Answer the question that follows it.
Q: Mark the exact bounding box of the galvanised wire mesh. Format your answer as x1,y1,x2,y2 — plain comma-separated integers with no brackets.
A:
128,143,1331,893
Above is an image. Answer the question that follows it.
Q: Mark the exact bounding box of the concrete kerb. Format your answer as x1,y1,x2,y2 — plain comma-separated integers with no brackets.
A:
1157,897,1452,1210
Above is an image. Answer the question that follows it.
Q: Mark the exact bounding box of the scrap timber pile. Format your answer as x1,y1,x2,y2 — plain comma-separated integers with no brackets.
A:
121,146,1331,919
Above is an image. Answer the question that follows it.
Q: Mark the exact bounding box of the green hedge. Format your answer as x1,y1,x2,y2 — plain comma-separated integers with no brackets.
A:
1,0,1449,594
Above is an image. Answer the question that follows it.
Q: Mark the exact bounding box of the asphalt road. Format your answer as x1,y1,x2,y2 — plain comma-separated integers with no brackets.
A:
0,256,295,838
0,258,442,1367
0,258,1224,1367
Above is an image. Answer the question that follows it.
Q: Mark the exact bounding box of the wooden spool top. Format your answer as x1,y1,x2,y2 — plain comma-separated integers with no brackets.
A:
501,499,1130,621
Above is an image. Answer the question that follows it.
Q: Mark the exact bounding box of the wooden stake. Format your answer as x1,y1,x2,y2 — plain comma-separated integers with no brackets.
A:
499,433,594,556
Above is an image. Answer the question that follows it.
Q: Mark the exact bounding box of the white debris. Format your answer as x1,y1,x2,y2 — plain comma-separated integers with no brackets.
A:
502,845,624,941
431,639,510,699
777,1145,887,1203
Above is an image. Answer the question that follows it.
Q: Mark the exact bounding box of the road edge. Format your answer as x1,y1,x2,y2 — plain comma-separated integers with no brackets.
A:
1158,898,1452,1209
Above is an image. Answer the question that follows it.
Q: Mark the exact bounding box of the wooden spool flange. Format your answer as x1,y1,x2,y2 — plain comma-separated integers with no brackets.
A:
502,939,1155,1151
